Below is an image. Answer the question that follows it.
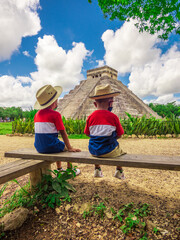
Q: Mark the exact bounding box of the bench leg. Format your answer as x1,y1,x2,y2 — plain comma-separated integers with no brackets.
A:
29,162,52,189
30,168,42,188
41,163,52,175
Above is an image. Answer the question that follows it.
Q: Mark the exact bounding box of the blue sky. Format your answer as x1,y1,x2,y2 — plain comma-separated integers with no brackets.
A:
0,0,180,109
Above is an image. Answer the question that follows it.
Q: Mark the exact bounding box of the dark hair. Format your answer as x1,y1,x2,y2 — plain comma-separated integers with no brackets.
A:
95,97,113,103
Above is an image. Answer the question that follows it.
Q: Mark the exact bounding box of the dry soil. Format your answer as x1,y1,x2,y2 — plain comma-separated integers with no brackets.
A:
0,136,180,239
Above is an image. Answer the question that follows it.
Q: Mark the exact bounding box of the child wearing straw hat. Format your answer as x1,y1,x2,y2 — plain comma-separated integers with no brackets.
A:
34,84,81,175
84,84,126,179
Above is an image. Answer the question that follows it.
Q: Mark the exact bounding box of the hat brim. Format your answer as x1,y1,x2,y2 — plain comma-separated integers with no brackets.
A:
89,92,120,100
34,86,63,110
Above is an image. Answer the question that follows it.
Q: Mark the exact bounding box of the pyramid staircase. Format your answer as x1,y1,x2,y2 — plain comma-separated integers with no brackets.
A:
58,77,100,119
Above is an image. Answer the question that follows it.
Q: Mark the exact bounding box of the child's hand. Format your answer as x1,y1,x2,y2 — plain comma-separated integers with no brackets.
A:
68,147,81,152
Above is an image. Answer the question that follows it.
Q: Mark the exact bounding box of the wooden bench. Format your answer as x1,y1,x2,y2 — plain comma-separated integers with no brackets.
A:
0,150,56,186
0,159,52,186
1,148,180,186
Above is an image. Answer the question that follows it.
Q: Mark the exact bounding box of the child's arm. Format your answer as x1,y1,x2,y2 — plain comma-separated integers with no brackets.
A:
115,116,124,139
59,130,81,152
117,136,122,139
84,119,90,136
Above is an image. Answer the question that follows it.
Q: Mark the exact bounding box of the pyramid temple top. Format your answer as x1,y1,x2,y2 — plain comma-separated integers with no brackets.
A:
87,65,118,80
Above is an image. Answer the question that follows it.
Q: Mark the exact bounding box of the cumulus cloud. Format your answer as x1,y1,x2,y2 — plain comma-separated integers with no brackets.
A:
0,0,41,61
128,45,180,98
144,94,180,105
0,35,91,108
0,75,34,108
31,35,91,91
101,19,160,73
101,19,180,104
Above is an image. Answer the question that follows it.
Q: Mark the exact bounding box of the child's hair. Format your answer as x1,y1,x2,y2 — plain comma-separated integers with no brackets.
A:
95,97,112,103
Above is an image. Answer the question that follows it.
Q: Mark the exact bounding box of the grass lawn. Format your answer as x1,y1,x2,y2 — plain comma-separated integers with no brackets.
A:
68,134,89,139
0,122,12,135
0,122,88,138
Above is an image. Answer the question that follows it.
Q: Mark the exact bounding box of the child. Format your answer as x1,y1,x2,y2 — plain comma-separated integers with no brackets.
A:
84,84,126,179
34,84,81,175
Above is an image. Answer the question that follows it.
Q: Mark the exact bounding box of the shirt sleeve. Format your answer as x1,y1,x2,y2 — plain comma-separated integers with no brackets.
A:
115,115,124,136
84,117,90,135
34,113,37,122
54,112,65,131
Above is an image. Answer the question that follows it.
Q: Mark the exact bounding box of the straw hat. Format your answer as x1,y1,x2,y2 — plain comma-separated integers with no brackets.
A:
89,84,120,100
34,85,62,110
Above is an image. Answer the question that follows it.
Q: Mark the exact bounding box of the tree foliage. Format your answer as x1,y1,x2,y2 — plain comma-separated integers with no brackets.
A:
0,107,37,121
0,107,23,120
149,102,180,118
88,0,180,40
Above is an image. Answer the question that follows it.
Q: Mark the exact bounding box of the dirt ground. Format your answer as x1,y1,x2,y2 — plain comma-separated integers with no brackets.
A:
0,135,180,239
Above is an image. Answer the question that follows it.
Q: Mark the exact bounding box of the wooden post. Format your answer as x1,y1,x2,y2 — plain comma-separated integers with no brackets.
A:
41,163,52,175
30,168,42,189
29,162,52,189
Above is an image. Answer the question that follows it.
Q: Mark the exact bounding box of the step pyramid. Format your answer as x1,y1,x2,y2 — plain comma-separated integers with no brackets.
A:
57,66,160,119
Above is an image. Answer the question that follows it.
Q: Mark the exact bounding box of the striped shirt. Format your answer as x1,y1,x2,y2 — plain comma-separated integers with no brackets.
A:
34,109,65,153
84,110,124,156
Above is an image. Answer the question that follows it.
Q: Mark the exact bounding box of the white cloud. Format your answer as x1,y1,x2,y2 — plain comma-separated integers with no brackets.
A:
128,45,180,98
101,19,160,73
101,19,180,104
17,76,33,84
0,75,34,108
23,51,30,57
31,35,91,91
0,35,91,108
0,0,41,61
144,94,180,105
96,60,105,67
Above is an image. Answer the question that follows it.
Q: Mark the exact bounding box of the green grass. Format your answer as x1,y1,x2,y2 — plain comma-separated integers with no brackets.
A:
0,122,12,135
67,134,89,139
0,123,88,139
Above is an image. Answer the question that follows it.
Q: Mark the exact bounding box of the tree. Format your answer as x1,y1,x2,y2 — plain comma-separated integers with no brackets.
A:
23,109,37,121
88,0,180,40
149,102,180,118
0,107,24,120
0,107,6,120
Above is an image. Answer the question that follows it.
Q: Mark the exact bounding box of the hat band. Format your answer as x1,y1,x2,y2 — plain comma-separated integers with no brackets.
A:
40,92,57,106
94,92,114,97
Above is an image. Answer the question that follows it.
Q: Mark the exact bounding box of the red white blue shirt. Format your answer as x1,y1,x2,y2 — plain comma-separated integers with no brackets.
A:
34,109,65,153
84,110,124,156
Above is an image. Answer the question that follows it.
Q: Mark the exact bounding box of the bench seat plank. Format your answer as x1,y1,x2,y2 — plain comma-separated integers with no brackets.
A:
4,149,180,171
0,159,27,172
0,159,47,185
